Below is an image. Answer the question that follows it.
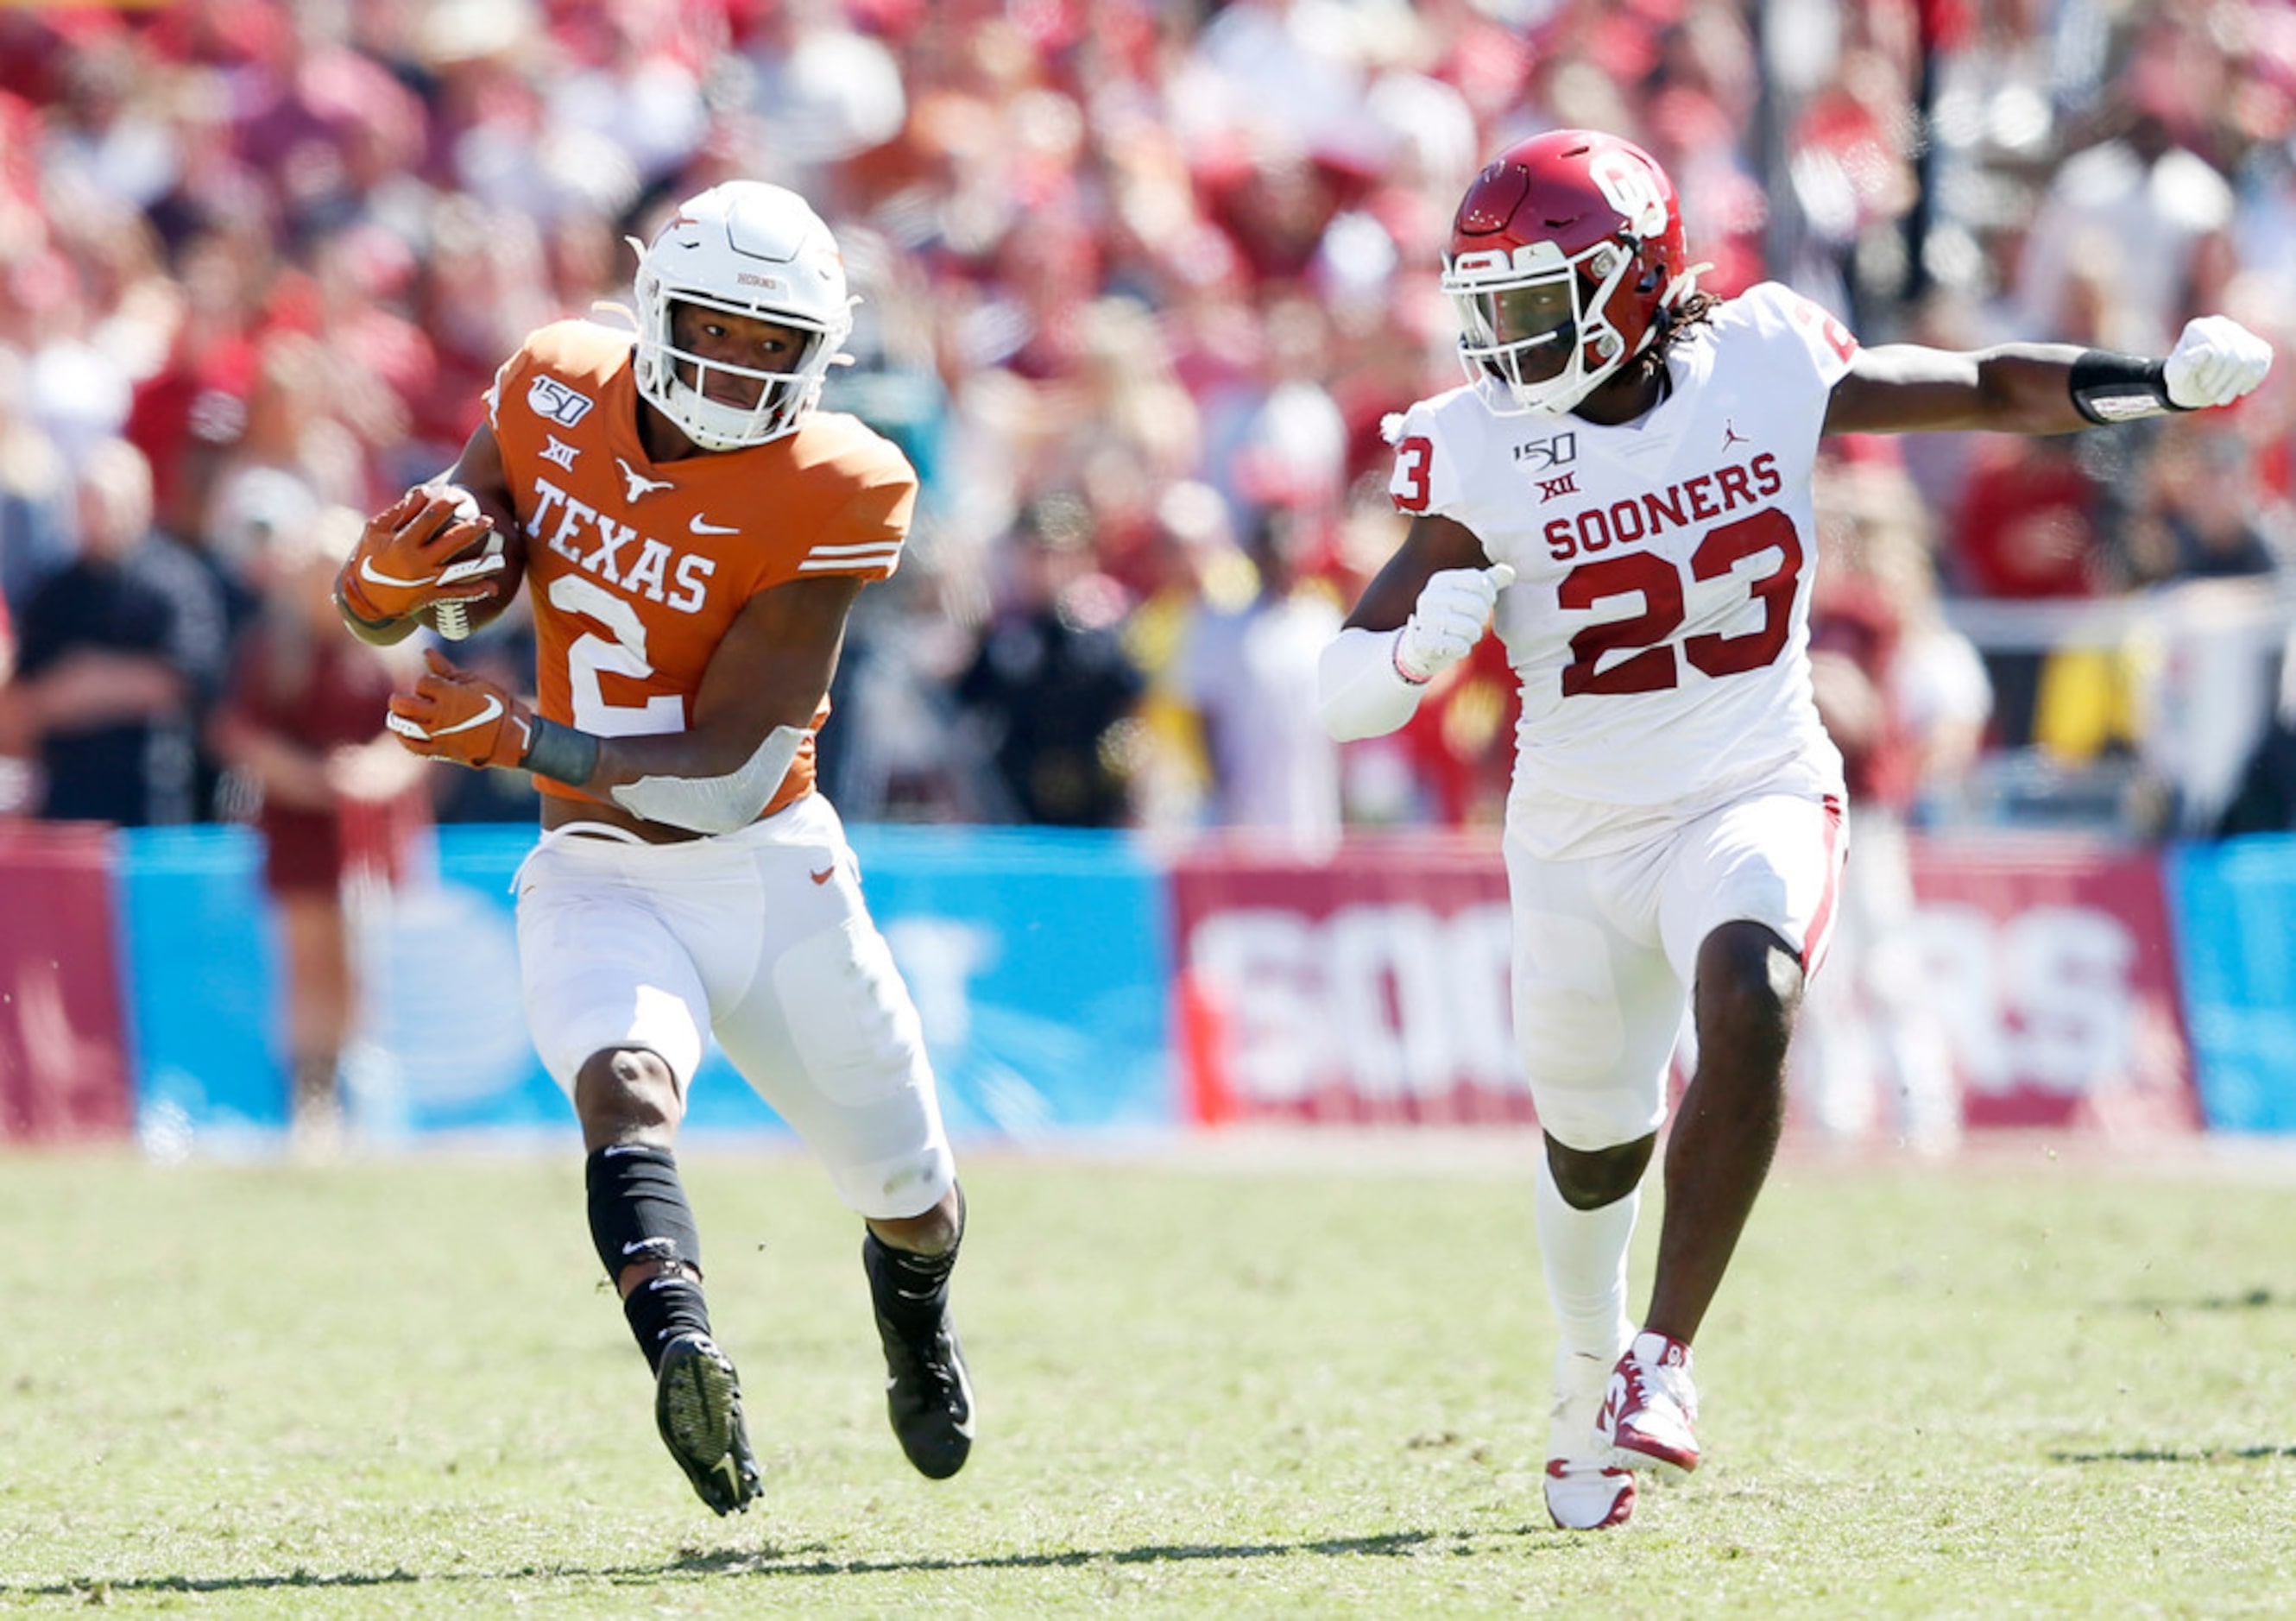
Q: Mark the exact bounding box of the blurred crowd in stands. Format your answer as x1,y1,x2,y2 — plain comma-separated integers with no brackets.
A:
3,0,2294,856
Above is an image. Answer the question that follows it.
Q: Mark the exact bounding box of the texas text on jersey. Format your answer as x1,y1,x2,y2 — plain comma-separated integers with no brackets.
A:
489,319,918,818
1386,281,1858,857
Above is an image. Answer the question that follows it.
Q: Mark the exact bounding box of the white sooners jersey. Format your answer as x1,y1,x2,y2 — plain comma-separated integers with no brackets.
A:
1388,282,1856,858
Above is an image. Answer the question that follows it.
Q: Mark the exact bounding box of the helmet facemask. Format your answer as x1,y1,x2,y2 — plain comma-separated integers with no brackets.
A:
635,281,841,451
1443,236,1643,417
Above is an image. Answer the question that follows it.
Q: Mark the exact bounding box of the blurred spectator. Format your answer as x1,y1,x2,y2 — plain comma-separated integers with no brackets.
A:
1217,292,1351,533
19,249,135,473
0,347,76,615
0,437,228,825
1947,432,2105,751
2013,74,2236,353
2217,621,2296,837
199,330,366,578
207,506,429,1150
1180,504,1345,847
735,0,906,200
2126,424,2286,585
954,496,1145,827
1795,451,1980,1154
1122,479,1253,835
2126,571,2291,840
119,220,274,548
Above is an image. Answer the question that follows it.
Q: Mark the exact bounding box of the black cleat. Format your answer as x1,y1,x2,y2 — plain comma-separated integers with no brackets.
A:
866,1243,975,1479
653,1333,763,1515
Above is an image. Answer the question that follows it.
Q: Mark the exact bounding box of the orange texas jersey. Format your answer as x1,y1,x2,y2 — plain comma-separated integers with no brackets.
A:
486,319,918,815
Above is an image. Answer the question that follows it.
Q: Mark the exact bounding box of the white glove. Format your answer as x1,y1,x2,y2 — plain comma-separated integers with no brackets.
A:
2164,316,2274,410
1394,564,1515,684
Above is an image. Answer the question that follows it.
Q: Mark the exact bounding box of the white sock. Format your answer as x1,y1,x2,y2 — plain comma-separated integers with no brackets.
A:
1535,1154,1638,1364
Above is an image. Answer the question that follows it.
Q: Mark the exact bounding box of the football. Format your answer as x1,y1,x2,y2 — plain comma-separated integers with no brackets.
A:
421,483,527,640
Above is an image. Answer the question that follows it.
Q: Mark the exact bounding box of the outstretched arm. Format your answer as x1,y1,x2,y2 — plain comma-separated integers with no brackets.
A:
1825,316,2274,437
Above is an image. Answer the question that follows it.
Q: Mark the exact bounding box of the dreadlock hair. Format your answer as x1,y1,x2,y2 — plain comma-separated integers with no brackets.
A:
1652,289,1721,358
1626,288,1721,391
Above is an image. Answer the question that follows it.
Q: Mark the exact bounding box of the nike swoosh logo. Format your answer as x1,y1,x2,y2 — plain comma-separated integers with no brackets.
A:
690,515,741,536
360,557,434,590
810,866,836,885
362,552,505,590
427,696,503,738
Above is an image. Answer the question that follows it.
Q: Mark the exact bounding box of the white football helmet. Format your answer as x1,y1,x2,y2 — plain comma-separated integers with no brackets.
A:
628,182,854,450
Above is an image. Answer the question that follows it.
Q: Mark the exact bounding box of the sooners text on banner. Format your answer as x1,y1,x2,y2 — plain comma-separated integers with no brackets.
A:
1902,836,2198,1133
1172,832,2199,1136
1172,836,1527,1126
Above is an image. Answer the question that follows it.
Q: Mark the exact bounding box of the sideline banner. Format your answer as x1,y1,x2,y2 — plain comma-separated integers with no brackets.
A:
2165,834,2296,1132
0,822,135,1141
87,823,2247,1147
117,823,1172,1149
1171,831,2204,1136
1170,836,1528,1125
1904,836,2198,1133
118,826,286,1149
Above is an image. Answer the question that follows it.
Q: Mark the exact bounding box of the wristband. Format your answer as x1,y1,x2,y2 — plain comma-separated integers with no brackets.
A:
333,583,401,634
1391,628,1433,686
2069,350,2186,425
520,716,600,788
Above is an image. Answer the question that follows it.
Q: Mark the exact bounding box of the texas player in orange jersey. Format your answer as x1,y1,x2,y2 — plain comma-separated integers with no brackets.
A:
333,182,971,1515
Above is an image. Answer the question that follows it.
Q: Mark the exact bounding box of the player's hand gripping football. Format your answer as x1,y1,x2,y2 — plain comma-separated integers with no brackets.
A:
1394,563,1516,684
386,647,533,769
2164,316,2274,410
336,484,504,628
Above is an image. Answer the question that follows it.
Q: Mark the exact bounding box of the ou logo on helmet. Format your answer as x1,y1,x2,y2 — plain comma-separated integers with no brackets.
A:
1588,150,1668,240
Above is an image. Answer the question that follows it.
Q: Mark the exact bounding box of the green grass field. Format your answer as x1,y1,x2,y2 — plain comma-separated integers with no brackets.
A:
1,1135,2291,1617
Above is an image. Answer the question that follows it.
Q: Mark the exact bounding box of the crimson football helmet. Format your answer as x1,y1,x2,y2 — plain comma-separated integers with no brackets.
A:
628,181,855,451
1441,130,1702,417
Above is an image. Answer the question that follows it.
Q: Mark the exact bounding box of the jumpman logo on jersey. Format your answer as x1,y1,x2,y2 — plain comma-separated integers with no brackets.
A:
616,457,673,502
1721,419,1750,451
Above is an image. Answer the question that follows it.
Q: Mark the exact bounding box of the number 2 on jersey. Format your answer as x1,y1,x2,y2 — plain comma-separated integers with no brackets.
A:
548,574,686,735
1559,508,1801,696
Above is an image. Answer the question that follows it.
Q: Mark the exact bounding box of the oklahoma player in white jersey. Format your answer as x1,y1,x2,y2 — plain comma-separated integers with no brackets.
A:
1321,129,2272,1530
332,181,973,1516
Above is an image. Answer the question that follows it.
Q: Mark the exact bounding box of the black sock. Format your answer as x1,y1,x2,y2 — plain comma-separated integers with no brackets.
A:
865,1191,963,1335
586,1145,713,1372
621,1271,713,1374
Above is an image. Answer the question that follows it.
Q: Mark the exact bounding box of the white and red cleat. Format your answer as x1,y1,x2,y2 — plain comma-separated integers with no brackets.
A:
1597,1329,1700,1479
1544,1457,1637,1530
1545,1341,1637,1530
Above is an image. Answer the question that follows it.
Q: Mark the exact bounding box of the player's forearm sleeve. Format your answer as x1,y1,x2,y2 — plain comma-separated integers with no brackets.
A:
607,724,809,835
1318,626,1425,741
